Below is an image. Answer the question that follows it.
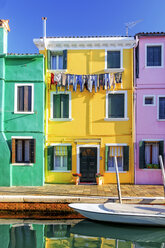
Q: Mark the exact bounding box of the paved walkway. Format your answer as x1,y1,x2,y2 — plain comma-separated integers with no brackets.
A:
0,184,164,198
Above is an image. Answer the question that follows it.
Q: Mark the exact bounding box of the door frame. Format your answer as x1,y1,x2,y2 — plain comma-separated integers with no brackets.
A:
76,145,100,174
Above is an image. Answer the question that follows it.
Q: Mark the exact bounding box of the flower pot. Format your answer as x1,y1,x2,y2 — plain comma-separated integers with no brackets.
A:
74,176,80,185
96,177,103,185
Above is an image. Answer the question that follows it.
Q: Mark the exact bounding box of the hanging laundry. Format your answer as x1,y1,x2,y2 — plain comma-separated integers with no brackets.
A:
99,74,104,90
104,74,108,90
50,73,55,89
88,75,93,92
115,73,122,84
54,73,62,85
108,73,111,89
62,74,66,87
78,75,83,92
94,75,97,93
97,74,100,91
73,75,77,91
111,73,115,90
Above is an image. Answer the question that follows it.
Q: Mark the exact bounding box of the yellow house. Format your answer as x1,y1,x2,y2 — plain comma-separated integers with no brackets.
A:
34,35,136,184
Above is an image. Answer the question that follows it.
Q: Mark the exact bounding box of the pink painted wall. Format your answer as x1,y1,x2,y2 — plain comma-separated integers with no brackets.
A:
135,35,165,185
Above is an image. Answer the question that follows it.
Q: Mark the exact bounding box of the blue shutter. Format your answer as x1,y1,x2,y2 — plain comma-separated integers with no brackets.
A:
67,146,72,170
123,146,129,171
63,50,67,69
47,146,54,170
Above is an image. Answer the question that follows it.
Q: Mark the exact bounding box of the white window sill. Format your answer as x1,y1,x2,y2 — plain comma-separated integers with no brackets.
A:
12,163,33,166
104,117,129,121
48,170,71,173
157,119,165,121
145,66,163,69
14,111,34,115
49,118,73,122
48,69,68,73
141,169,161,171
104,68,124,73
105,171,127,173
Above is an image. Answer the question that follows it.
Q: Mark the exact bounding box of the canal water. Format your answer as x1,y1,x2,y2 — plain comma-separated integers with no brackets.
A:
1,219,165,247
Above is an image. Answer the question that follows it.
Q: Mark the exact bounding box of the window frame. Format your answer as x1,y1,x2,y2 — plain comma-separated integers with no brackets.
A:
145,43,164,68
105,91,128,121
105,49,123,71
105,143,128,173
50,91,72,121
157,95,165,121
14,83,34,114
143,95,156,106
49,143,72,172
11,136,35,166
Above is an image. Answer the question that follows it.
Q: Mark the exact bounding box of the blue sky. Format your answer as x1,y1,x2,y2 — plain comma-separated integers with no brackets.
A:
1,0,165,53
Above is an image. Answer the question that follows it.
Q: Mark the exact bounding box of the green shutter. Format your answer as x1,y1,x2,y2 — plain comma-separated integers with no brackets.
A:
105,146,109,171
61,94,69,118
123,146,129,171
47,50,51,70
139,141,145,169
108,94,124,118
63,50,67,69
47,146,54,170
53,94,61,118
67,146,72,170
159,141,164,164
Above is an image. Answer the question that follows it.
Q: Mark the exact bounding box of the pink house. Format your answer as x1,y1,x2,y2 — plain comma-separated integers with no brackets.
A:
134,33,165,184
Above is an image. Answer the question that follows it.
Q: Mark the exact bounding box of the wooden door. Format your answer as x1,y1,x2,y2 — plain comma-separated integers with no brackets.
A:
80,147,97,183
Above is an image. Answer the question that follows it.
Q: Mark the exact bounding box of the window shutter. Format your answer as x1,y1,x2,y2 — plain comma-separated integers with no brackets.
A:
24,86,29,112
108,94,124,118
18,86,24,111
67,146,72,170
12,139,16,163
135,45,139,78
61,94,69,118
53,94,61,118
63,50,67,69
159,141,164,164
139,141,145,169
30,139,36,163
105,146,109,171
47,50,51,70
123,146,129,171
47,146,54,170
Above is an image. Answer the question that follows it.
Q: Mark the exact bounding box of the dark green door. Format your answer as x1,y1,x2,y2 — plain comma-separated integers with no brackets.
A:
80,148,97,183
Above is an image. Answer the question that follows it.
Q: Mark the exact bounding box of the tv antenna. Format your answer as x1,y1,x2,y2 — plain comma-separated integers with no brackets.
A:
125,20,142,36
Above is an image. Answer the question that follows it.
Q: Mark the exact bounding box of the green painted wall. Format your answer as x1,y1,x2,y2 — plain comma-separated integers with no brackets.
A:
0,28,7,53
0,225,10,248
0,53,45,186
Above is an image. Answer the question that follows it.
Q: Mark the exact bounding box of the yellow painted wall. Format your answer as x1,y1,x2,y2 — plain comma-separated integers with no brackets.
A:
44,48,134,184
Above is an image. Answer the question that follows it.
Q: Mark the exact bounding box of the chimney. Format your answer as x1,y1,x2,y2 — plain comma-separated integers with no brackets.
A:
42,17,47,49
0,19,10,54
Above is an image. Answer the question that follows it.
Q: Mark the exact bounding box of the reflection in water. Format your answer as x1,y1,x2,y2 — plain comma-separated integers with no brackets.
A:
0,219,165,247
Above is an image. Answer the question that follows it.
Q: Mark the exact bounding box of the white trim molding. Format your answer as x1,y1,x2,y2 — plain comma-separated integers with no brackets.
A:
143,95,156,106
76,144,100,174
105,90,128,121
33,37,136,51
105,49,123,70
50,91,72,121
145,43,164,68
11,136,33,139
14,83,34,114
157,95,165,121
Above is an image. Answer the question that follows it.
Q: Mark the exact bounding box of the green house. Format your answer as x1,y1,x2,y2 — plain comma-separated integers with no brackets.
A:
0,20,45,186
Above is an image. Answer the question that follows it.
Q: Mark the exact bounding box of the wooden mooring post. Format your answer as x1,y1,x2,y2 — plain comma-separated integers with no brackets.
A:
159,155,165,198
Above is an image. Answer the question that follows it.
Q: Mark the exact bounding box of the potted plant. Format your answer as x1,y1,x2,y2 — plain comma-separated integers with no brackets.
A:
96,173,104,185
72,173,81,185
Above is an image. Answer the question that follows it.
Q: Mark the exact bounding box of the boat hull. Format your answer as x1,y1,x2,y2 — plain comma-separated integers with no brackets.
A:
69,203,165,226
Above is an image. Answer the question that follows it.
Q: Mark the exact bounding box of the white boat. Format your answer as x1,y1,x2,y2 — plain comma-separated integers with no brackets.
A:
69,202,165,226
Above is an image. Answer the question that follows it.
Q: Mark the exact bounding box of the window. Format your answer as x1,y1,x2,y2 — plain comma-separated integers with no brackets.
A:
139,140,164,169
107,51,121,69
158,96,165,120
143,95,155,106
51,92,71,120
106,92,127,120
146,45,162,67
47,145,72,171
47,50,67,70
105,145,129,172
15,84,34,113
12,138,36,164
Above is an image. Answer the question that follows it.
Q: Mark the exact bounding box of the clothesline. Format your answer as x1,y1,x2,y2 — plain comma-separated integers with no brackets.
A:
49,72,123,92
